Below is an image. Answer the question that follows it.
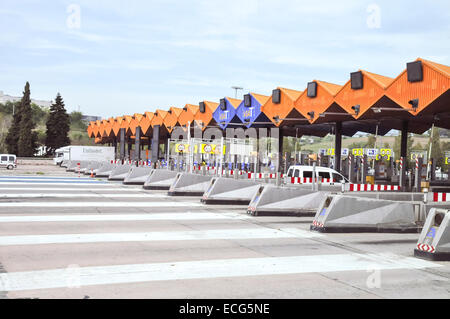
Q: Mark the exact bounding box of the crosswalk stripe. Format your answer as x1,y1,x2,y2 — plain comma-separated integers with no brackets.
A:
0,212,250,223
0,188,142,192
0,193,170,199
0,228,319,246
0,176,93,180
0,201,202,208
0,253,439,291
0,181,108,185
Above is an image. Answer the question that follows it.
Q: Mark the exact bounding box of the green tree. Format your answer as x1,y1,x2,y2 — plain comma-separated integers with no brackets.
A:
45,93,71,155
5,101,24,155
70,111,87,130
17,82,38,156
366,135,376,148
427,126,443,168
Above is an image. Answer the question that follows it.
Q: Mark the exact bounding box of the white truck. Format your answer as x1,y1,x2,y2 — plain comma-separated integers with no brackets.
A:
53,146,115,166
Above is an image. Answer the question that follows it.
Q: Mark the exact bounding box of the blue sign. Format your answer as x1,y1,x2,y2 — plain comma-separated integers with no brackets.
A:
235,93,271,128
212,97,241,130
426,227,437,239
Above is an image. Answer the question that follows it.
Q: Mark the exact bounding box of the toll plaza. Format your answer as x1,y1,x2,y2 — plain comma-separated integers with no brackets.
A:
84,57,450,263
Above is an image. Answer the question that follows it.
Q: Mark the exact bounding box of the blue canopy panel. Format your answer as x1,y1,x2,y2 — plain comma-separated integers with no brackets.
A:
236,93,271,128
212,97,242,130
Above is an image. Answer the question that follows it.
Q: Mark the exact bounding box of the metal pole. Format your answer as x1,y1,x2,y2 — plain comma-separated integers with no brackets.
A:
427,124,435,180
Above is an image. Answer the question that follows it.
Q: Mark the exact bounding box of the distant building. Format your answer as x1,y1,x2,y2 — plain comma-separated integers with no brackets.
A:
0,90,52,108
82,115,102,122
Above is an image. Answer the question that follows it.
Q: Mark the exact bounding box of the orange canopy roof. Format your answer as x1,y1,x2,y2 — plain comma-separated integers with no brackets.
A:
334,71,393,119
261,87,303,126
164,107,183,133
294,81,343,123
386,58,450,115
194,101,218,130
139,112,154,135
178,104,199,127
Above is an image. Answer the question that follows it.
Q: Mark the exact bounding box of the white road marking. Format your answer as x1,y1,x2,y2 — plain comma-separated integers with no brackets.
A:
0,188,141,192
0,201,201,208
0,178,105,182
0,212,250,223
0,253,439,291
0,182,108,186
0,228,319,246
0,193,169,199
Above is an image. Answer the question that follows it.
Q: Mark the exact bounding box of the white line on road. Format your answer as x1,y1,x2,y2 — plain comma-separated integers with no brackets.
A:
0,253,439,291
0,188,141,192
0,212,250,223
0,228,319,246
0,182,107,186
0,193,169,199
0,201,202,208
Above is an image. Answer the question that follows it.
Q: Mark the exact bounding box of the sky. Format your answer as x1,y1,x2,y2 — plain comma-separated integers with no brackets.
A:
0,0,449,118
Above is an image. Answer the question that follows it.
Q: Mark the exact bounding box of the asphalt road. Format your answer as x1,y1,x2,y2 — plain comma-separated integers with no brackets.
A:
0,171,449,299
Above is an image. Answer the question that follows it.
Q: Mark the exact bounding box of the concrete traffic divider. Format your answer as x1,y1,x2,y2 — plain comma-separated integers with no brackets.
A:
168,173,213,196
201,177,261,205
415,207,450,261
94,162,116,177
108,164,132,181
123,166,153,185
247,184,331,216
143,169,178,190
81,162,102,175
311,195,421,233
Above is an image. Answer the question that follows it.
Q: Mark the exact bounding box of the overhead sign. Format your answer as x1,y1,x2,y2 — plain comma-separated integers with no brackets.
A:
410,150,428,161
325,148,349,156
352,148,364,157
366,148,378,157
376,148,392,161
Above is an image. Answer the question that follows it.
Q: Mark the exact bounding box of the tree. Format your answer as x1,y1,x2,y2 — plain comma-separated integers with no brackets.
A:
45,93,71,155
5,101,22,154
17,82,38,156
70,111,87,130
427,126,443,168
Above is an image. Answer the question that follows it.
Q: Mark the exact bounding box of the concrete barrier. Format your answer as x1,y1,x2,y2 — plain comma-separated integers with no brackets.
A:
201,177,261,205
60,160,70,168
108,164,132,181
83,161,102,175
168,173,213,196
66,161,80,172
143,169,178,190
66,161,89,173
311,195,421,233
415,208,450,261
123,166,153,185
247,184,331,216
94,162,116,177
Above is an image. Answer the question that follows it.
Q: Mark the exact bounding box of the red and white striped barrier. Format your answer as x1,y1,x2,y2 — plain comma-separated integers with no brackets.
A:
289,177,335,184
246,173,284,179
432,192,450,202
346,184,400,192
416,244,435,253
312,220,324,228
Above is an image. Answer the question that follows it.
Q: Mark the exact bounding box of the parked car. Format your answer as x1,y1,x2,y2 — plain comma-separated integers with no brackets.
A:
0,154,17,170
286,165,348,184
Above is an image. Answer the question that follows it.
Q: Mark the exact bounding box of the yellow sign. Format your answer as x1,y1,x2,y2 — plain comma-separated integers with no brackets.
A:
327,148,335,156
201,143,215,154
376,148,392,161
446,157,449,165
352,148,364,157
175,144,189,153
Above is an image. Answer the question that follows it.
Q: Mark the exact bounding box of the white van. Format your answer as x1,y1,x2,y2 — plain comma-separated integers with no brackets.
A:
286,165,348,184
0,154,17,170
